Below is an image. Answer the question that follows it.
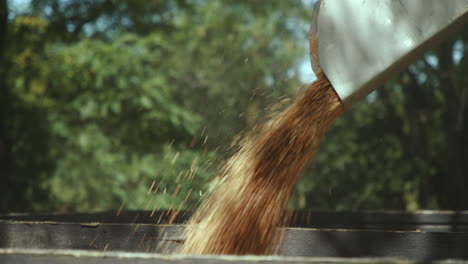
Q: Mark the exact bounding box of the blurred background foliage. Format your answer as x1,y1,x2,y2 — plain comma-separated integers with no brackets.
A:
0,0,467,213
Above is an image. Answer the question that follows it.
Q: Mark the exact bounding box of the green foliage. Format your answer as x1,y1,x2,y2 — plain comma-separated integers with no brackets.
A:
1,0,310,212
42,33,216,211
1,0,467,212
48,142,215,211
290,38,468,210
292,95,420,210
155,1,309,147
0,15,54,212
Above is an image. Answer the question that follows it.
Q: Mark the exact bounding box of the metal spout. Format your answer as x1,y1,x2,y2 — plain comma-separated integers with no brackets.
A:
310,0,468,109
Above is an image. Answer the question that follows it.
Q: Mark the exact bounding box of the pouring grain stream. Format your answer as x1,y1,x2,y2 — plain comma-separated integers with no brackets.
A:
178,0,468,254
179,72,343,255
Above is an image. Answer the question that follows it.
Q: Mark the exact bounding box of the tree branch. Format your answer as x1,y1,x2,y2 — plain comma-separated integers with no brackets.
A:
0,0,11,187
0,0,7,61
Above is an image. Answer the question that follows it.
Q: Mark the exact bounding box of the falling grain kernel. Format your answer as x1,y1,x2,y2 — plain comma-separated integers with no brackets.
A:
103,243,110,251
144,197,154,211
188,170,195,181
202,159,211,168
156,241,163,251
168,210,180,225
148,181,156,194
153,181,162,194
89,237,97,247
157,211,165,225
171,152,180,165
161,232,171,253
177,200,185,211
183,170,191,181
190,157,199,172
117,202,125,216
167,202,174,214
139,233,147,248
230,133,243,149
132,214,140,224
172,184,182,197
175,171,184,183
156,232,168,252
146,237,154,253
183,189,193,203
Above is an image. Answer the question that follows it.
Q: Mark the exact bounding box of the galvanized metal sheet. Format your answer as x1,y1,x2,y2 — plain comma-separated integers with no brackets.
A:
311,0,468,108
5,249,466,264
1,221,468,259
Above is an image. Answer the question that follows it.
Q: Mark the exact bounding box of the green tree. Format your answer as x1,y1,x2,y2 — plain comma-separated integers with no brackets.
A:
0,10,55,211
2,0,311,212
43,34,213,210
4,0,466,213
292,34,468,210
0,0,11,210
30,0,193,40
